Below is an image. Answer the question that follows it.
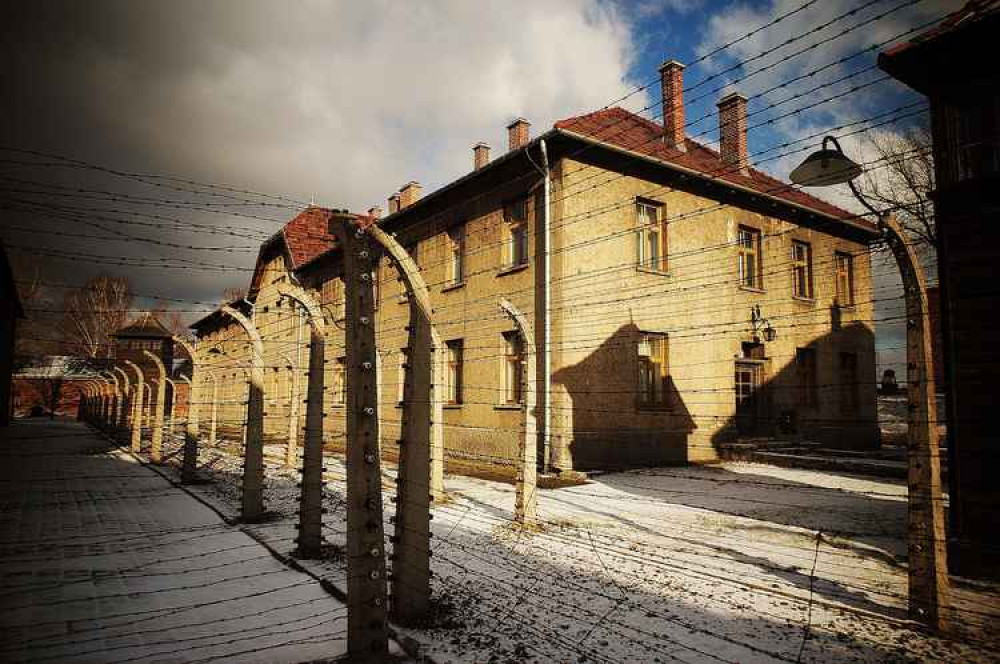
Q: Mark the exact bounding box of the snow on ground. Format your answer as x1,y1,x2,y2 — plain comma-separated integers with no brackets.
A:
154,432,1000,664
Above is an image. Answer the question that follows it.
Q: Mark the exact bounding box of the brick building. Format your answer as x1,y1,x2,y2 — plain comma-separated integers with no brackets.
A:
879,0,1000,577
0,240,22,426
193,58,879,472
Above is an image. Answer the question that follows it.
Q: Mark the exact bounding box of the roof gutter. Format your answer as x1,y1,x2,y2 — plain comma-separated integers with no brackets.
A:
553,127,878,237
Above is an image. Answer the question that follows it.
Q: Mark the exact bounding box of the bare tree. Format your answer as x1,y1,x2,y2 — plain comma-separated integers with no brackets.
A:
150,304,193,341
9,253,61,357
61,275,132,358
856,125,936,247
222,286,246,304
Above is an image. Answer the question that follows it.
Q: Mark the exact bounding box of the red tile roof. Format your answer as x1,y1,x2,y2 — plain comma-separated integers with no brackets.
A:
281,206,336,269
555,107,869,227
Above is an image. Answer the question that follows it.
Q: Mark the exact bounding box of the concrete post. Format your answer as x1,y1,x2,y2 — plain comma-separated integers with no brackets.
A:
122,361,145,453
208,372,218,448
164,377,176,439
329,213,390,661
366,224,440,622
221,305,266,523
281,351,301,468
102,372,120,431
277,283,327,559
113,366,132,432
143,351,167,464
174,336,201,483
500,298,538,527
881,214,952,630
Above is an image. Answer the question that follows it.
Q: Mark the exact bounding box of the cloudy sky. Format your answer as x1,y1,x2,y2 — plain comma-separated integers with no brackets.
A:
0,0,959,368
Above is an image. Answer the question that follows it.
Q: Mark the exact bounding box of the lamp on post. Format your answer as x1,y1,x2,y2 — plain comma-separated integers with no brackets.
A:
791,136,951,632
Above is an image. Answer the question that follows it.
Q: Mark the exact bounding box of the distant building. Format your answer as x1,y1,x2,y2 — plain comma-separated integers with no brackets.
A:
0,240,23,426
879,0,1000,578
112,313,176,422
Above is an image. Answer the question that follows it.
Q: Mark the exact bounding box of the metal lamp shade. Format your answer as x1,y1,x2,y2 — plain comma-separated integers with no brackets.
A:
790,136,863,187
790,148,863,187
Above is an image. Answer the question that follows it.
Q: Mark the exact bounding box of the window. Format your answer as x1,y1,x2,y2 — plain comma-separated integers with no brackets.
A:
446,225,465,285
795,347,817,407
792,241,813,299
637,332,670,408
738,226,762,288
834,252,854,306
397,349,408,404
322,278,345,321
839,352,859,413
333,357,346,405
502,198,529,269
949,93,1000,183
636,200,667,271
503,332,524,405
445,339,463,404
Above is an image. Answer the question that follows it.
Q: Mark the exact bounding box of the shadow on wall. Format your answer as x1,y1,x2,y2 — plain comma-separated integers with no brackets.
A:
552,323,695,471
710,316,878,453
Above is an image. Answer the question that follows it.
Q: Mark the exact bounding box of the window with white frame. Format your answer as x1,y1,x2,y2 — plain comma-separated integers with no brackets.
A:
737,226,762,288
792,241,814,299
636,200,667,271
834,252,854,306
397,348,408,404
502,198,529,269
333,357,346,405
637,332,670,408
446,225,465,286
502,332,524,405
445,339,463,404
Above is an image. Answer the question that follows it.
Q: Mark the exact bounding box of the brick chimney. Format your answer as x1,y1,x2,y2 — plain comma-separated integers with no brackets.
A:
473,142,490,170
660,60,686,152
717,92,748,175
388,193,400,214
507,118,530,151
399,181,422,209
368,206,382,219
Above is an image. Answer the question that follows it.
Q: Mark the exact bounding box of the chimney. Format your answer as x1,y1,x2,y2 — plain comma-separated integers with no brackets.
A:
659,60,686,152
507,118,530,151
399,181,422,209
388,193,400,214
717,92,748,175
473,142,491,170
368,206,382,219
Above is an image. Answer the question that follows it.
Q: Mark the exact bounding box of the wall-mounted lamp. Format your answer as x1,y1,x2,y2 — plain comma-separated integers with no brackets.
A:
750,304,776,343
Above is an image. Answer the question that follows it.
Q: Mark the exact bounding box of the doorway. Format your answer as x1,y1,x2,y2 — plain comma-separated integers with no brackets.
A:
735,361,761,436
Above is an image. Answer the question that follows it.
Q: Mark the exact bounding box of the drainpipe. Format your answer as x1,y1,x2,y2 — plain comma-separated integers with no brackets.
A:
540,139,552,473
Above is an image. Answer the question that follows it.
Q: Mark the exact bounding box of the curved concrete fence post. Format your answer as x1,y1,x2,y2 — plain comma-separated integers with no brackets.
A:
366,223,441,622
206,372,219,448
329,213,390,658
113,366,132,431
276,282,326,559
881,213,951,629
122,360,145,453
280,351,300,468
499,297,538,528
102,371,121,432
173,336,201,483
220,305,266,523
164,377,176,438
144,350,167,463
